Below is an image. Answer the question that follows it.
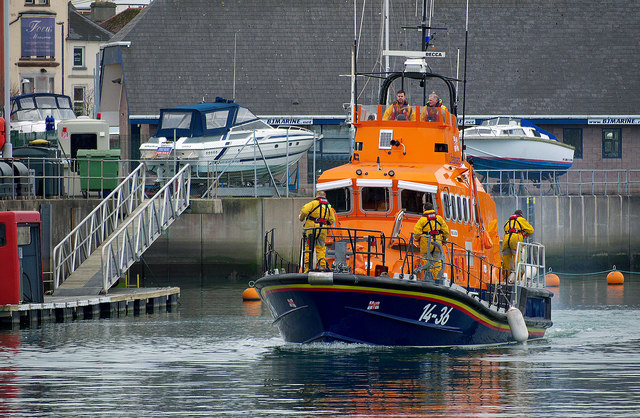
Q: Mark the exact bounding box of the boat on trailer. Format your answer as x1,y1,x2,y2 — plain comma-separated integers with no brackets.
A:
463,117,575,171
139,98,316,187
252,3,553,347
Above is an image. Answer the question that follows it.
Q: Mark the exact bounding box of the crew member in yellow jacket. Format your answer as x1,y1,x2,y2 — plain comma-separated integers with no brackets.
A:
413,202,450,279
299,190,335,271
382,90,416,121
501,209,534,276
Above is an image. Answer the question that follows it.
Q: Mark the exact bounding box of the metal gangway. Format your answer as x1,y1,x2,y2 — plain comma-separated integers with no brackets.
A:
53,164,191,296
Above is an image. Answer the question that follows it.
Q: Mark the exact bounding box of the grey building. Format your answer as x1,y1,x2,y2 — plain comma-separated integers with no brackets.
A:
96,0,640,187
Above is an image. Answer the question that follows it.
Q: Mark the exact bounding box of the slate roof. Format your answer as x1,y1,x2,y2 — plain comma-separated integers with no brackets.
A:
99,8,143,34
68,7,114,41
106,0,640,118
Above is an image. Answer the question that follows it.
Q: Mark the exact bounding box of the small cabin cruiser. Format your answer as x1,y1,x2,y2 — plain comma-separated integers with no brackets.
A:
139,98,316,185
10,93,77,133
463,117,574,171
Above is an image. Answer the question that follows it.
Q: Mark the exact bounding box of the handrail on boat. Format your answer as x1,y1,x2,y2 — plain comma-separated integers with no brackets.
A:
262,226,542,312
299,226,387,275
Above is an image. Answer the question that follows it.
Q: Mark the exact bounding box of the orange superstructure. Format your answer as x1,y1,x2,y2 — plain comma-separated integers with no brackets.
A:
315,104,502,289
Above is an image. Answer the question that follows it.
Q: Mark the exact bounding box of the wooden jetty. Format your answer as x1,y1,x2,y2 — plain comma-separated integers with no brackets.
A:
0,287,180,329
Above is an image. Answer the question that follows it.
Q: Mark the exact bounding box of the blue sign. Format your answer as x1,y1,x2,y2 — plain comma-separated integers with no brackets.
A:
21,17,55,58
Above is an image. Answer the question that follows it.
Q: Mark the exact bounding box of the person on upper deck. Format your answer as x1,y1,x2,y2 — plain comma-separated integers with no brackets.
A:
382,90,416,121
421,92,448,122
413,202,450,279
299,190,336,271
501,209,534,278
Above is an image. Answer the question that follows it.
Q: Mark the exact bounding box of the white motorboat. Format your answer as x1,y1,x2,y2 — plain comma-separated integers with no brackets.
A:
10,93,77,133
139,98,316,184
463,117,574,171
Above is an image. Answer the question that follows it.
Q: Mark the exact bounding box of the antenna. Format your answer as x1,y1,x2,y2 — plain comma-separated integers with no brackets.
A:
233,32,238,100
461,0,469,145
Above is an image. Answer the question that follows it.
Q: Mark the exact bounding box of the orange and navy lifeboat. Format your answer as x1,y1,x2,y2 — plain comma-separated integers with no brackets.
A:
254,19,552,346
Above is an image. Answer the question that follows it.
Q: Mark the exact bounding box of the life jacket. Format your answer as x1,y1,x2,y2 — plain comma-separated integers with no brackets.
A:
422,211,442,236
307,197,330,225
391,101,413,120
425,100,443,120
505,214,524,234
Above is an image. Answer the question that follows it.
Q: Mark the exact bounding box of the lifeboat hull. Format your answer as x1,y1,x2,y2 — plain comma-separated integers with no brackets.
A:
255,272,553,346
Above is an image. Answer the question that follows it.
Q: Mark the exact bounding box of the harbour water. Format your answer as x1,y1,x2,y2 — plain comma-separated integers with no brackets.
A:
1,273,639,416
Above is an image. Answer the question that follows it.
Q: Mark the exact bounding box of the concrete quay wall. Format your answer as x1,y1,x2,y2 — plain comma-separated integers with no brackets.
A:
148,195,640,278
2,196,638,282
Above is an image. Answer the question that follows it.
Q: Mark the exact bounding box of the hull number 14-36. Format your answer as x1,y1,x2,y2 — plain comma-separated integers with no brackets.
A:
419,303,453,325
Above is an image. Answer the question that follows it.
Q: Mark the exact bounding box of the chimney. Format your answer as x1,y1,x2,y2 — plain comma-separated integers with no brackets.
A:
90,1,117,23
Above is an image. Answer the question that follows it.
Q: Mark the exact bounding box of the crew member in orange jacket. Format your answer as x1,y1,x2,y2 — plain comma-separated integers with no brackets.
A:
501,209,534,276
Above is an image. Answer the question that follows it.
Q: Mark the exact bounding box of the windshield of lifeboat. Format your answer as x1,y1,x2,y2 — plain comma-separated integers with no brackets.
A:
11,95,75,122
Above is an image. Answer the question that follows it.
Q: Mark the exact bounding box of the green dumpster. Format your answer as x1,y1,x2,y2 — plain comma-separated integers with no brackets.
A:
77,149,121,195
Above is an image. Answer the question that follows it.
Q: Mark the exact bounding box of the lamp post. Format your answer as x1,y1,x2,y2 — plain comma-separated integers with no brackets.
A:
56,21,64,95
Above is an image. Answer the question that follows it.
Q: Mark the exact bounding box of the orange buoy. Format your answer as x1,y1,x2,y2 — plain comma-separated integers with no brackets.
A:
545,273,560,287
242,287,261,301
607,270,624,285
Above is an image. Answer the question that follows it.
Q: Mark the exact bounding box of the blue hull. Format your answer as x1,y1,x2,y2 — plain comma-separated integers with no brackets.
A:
255,273,552,346
467,156,572,172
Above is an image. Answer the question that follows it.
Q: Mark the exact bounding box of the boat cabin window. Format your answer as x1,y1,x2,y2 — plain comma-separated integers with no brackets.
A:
236,107,258,124
468,128,493,135
12,95,76,122
359,105,379,121
325,187,353,214
231,119,271,132
361,187,390,212
451,194,459,222
400,190,435,215
35,96,58,109
456,195,464,223
502,128,525,136
462,196,470,223
434,143,448,153
441,192,451,220
205,110,229,129
161,111,192,130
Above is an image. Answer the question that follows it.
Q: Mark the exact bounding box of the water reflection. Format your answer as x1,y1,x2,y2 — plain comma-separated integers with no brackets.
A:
607,284,625,305
0,275,638,416
0,333,20,416
258,345,538,415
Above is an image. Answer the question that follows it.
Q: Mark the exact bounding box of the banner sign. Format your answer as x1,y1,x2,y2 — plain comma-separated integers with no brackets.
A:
265,118,313,125
21,17,55,58
588,118,640,125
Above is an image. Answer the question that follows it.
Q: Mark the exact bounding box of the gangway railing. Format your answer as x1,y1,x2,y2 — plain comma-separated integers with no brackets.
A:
100,164,191,292
53,163,146,289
